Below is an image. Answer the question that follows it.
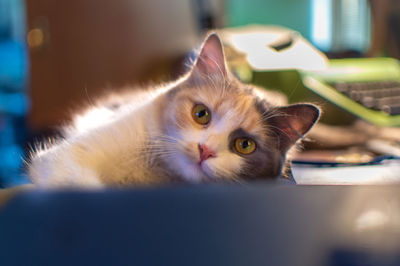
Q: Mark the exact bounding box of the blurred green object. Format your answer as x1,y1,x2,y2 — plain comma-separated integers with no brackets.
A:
301,58,400,127
249,68,357,126
221,25,400,127
243,58,400,127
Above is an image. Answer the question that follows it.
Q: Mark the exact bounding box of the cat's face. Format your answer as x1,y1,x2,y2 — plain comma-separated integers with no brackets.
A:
160,34,319,183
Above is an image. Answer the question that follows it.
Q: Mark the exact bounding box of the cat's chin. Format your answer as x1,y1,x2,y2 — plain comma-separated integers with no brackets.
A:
172,156,217,183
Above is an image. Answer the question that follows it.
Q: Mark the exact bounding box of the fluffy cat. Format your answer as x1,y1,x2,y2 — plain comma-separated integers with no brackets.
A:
28,34,320,188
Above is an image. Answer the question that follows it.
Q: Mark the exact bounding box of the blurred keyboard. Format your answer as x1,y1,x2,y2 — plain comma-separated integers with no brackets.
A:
332,80,400,115
301,58,400,127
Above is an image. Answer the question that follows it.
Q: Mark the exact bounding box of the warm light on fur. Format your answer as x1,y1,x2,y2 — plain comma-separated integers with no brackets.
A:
28,34,319,188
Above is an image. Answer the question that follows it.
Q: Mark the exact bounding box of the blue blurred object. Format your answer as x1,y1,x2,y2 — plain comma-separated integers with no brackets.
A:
0,0,29,187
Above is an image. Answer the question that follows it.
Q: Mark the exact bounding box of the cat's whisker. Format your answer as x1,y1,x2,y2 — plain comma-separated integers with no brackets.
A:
148,143,185,153
260,110,285,121
221,78,232,98
201,53,226,79
265,124,293,139
229,175,246,185
154,134,181,142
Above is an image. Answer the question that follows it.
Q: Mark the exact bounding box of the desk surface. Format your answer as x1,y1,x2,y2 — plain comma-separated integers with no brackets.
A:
1,184,400,266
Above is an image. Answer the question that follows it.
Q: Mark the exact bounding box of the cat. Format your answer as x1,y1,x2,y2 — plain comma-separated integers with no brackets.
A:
28,33,320,188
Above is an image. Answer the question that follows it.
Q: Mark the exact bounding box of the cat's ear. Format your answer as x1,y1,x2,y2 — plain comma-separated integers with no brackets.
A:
268,104,320,152
190,33,227,78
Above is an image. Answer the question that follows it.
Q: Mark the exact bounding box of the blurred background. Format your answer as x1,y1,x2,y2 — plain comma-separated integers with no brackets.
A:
0,0,400,187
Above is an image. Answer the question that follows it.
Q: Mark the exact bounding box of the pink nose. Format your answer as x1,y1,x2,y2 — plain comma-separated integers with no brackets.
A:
198,144,216,163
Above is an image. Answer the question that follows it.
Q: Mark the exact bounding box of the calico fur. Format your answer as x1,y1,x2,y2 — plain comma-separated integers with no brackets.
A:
28,34,319,188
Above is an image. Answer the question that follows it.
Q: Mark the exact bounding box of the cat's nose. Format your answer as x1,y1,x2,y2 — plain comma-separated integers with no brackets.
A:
198,144,216,163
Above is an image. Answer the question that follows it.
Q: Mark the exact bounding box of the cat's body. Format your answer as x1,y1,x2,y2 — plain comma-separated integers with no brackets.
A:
30,87,174,187
28,34,320,188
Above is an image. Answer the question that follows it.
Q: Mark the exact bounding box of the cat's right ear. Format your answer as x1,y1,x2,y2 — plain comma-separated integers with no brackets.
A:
189,33,228,80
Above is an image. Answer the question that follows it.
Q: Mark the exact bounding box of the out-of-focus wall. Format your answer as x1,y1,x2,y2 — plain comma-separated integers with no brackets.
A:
26,0,199,130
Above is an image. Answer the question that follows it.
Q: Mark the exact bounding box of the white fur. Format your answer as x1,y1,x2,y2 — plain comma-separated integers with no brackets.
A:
29,88,166,188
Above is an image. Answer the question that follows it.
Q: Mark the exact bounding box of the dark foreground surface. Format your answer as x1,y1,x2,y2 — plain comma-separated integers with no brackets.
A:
1,183,400,266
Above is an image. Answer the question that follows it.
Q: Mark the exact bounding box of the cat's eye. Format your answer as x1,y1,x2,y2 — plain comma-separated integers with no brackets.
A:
192,104,211,125
234,138,256,155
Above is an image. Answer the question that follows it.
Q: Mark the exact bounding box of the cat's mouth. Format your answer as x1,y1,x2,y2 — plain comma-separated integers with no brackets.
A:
195,160,217,181
174,149,218,182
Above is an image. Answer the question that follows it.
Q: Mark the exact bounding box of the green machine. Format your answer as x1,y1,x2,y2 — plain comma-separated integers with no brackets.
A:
301,58,400,127
251,58,400,127
221,26,400,127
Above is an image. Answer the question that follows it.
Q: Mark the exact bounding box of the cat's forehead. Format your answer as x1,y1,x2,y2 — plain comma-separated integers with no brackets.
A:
179,82,267,136
213,92,262,131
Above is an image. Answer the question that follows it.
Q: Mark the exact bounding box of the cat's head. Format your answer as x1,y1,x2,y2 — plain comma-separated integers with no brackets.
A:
160,34,319,183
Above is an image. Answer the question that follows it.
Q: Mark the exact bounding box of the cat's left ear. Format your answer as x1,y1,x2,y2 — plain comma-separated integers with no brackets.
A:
268,104,320,152
191,33,227,78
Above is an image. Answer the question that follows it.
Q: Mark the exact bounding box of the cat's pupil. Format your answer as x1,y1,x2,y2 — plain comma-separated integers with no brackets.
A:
192,104,211,125
242,140,249,149
197,109,207,118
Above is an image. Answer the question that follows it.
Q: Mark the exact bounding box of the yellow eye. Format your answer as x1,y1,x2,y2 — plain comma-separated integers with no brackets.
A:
192,104,211,125
234,138,256,155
